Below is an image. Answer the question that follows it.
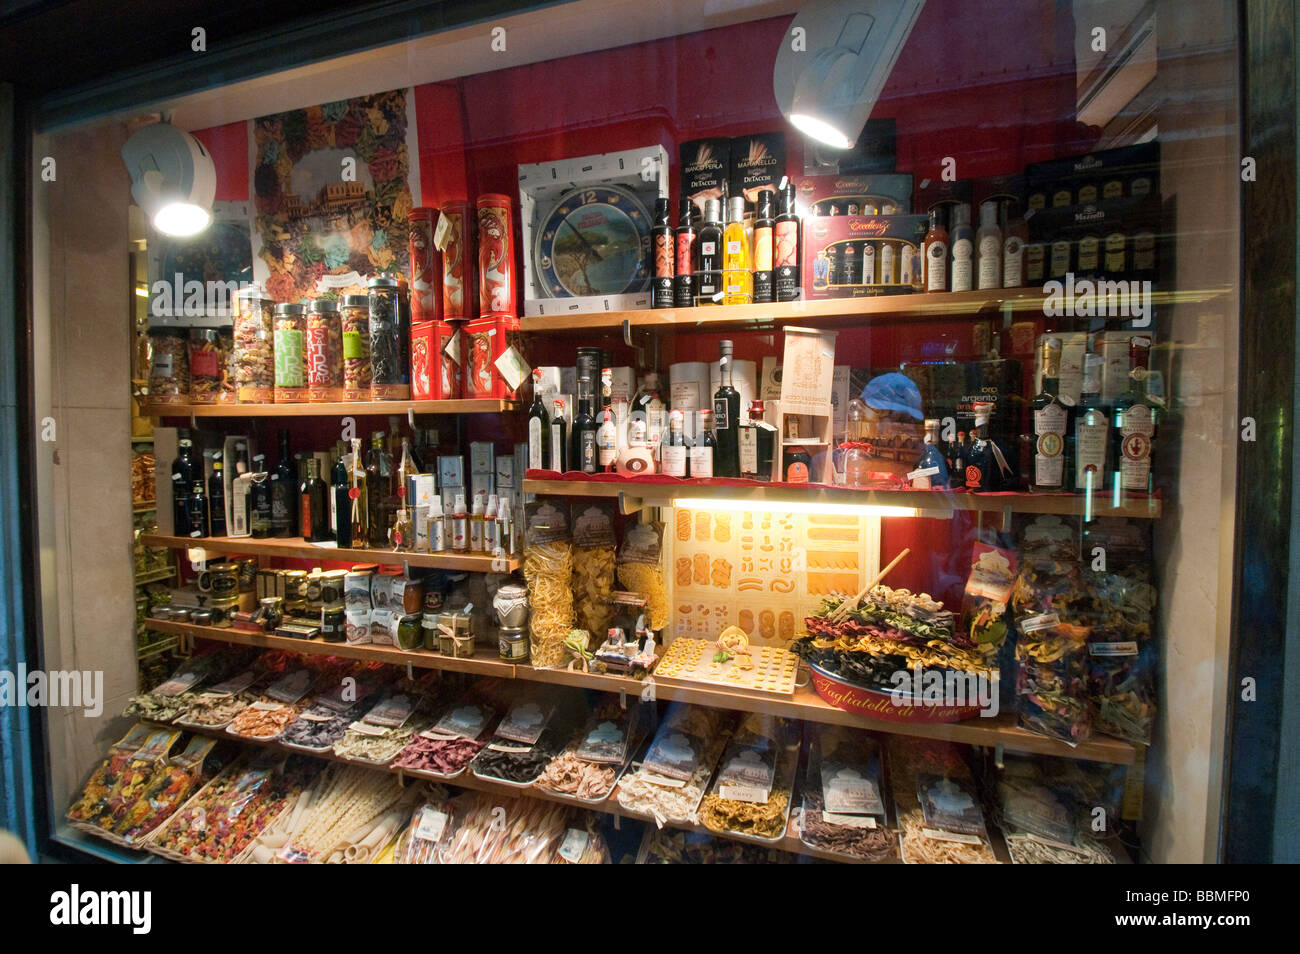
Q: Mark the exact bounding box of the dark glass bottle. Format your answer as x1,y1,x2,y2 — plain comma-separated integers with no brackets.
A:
774,182,801,301
208,452,226,536
1031,337,1072,492
301,457,330,543
332,444,351,546
571,372,599,474
965,405,1011,492
1111,336,1158,498
250,454,272,538
674,198,697,308
549,398,568,473
651,197,674,309
271,428,296,537
187,481,208,538
752,188,775,304
171,432,197,536
747,400,777,481
950,431,968,489
713,339,741,477
695,198,724,304
365,432,390,548
527,368,550,471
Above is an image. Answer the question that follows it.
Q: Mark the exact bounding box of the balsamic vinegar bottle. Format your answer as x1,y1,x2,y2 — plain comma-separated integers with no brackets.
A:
332,443,351,546
651,197,675,309
208,452,227,536
301,456,331,543
271,428,296,537
713,339,741,477
250,454,272,538
752,188,775,304
695,198,724,305
171,431,197,536
774,182,801,301
674,198,698,308
527,368,550,471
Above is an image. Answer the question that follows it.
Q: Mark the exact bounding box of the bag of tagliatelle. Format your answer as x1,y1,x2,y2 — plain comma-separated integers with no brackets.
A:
616,519,667,632
571,501,617,640
523,500,574,669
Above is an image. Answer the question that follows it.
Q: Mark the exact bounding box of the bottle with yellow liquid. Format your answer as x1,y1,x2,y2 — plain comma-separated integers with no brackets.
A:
722,196,753,305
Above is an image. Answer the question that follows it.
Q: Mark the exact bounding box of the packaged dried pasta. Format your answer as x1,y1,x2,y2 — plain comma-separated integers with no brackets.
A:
147,327,190,405
616,518,668,631
617,705,731,826
188,328,223,404
394,795,458,864
889,738,998,864
994,756,1117,864
550,817,612,864
66,723,163,825
234,285,275,403
571,501,617,641
697,713,796,840
110,736,219,844
799,726,896,862
522,500,574,668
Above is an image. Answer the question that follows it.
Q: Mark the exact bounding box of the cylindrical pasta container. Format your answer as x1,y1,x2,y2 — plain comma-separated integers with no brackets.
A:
234,286,275,403
408,207,442,324
273,303,308,403
368,275,409,400
476,194,516,317
307,298,343,403
440,201,477,320
340,294,372,400
217,327,236,404
396,275,412,393
147,327,190,406
187,328,222,404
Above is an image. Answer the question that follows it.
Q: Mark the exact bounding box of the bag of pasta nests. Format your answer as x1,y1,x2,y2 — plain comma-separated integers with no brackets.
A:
522,500,575,668
571,501,618,642
615,518,668,632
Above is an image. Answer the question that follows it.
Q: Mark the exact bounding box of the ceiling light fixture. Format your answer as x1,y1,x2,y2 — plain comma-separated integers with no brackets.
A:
121,123,215,237
774,0,925,150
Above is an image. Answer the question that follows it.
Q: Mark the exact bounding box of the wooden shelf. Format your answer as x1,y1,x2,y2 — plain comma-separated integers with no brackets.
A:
144,619,1137,765
522,478,1163,520
143,398,516,419
139,534,520,572
134,566,177,585
519,286,1229,333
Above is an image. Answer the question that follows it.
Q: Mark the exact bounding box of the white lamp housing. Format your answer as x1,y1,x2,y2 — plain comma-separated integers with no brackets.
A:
774,0,925,150
121,123,216,236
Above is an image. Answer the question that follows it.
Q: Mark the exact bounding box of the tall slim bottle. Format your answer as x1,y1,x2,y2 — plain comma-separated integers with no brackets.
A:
713,339,741,477
349,437,369,549
651,197,675,309
674,198,698,308
1001,198,1028,288
251,455,272,538
774,183,801,301
271,429,296,537
722,196,753,305
571,373,599,474
332,442,351,546
549,398,568,473
300,457,330,542
752,188,775,304
208,452,226,536
1074,352,1110,495
527,368,550,471
1031,337,1071,492
922,208,949,293
1111,336,1158,499
976,200,1002,290
695,199,724,304
365,432,389,548
949,204,974,293
187,481,208,538
171,431,197,536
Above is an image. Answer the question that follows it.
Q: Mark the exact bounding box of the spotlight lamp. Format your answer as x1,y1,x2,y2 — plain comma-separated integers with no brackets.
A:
774,0,925,149
121,123,216,237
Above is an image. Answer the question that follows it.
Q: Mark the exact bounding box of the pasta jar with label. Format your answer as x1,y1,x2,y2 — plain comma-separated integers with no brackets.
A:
368,275,409,400
217,327,236,404
187,328,223,404
233,286,275,403
340,295,372,400
307,299,343,403
273,303,308,403
147,327,190,406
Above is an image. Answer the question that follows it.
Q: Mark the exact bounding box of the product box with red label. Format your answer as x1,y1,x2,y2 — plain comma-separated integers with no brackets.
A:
795,173,913,217
463,315,526,400
410,320,463,401
803,214,928,299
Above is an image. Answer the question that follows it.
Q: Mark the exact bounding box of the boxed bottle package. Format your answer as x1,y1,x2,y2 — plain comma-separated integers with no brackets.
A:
802,214,928,299
1026,194,1160,285
680,138,731,217
795,172,913,216
729,132,786,207
1025,141,1159,212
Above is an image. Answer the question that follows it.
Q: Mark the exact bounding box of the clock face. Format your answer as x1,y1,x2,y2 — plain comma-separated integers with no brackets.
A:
534,185,651,298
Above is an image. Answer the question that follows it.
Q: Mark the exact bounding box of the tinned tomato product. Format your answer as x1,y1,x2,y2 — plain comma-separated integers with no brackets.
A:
408,208,442,324
476,194,516,317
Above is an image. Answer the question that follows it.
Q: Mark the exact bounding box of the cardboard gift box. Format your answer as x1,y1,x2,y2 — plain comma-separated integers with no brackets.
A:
802,214,928,299
795,172,913,216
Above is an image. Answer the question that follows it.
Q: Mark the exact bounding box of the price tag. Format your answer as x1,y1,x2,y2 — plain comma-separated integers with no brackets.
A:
906,466,941,482
494,345,530,393
1088,641,1139,656
718,783,771,804
347,721,390,737
922,827,984,845
415,807,448,843
433,212,452,251
821,811,877,829
1020,612,1061,633
558,828,589,863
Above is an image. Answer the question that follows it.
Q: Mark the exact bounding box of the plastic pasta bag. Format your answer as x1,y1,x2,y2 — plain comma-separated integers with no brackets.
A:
522,500,575,668
616,518,668,631
571,501,617,640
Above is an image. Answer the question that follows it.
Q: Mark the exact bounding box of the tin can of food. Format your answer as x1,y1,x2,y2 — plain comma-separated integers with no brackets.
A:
476,194,515,317
440,201,477,320
408,208,443,324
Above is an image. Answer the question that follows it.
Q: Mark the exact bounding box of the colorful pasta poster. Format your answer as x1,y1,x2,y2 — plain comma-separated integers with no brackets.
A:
249,88,420,301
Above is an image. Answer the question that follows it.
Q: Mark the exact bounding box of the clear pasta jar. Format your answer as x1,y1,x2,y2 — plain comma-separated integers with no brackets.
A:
233,286,275,403
147,327,190,406
187,328,223,404
368,275,409,400
340,294,372,400
307,299,343,403
273,302,308,403
217,327,236,404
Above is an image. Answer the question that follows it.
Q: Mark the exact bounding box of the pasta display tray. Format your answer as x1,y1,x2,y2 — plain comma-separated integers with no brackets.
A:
653,639,799,695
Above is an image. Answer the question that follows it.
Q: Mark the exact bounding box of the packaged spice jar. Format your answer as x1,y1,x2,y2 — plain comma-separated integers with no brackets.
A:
340,295,372,400
187,328,223,404
368,275,409,400
234,286,275,403
273,303,308,403
147,327,190,406
307,299,343,403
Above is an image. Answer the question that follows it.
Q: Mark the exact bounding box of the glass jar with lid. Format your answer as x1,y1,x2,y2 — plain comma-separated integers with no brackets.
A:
188,328,222,404
368,275,409,400
234,285,275,403
273,302,308,403
340,294,372,400
307,298,343,403
147,327,190,405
